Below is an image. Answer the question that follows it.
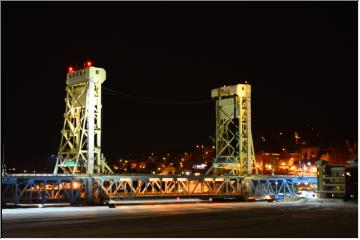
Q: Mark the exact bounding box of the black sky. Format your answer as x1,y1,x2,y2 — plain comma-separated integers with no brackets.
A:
2,2,357,168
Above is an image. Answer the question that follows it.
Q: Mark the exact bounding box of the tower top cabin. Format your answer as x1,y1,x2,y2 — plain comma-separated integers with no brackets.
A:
66,66,106,87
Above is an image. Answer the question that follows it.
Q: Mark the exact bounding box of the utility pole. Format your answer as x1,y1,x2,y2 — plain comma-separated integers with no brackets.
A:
2,144,6,175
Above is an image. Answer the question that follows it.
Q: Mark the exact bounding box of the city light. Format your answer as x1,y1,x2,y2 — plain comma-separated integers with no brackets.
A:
120,178,131,181
177,178,188,181
193,163,207,170
72,181,81,189
162,178,173,181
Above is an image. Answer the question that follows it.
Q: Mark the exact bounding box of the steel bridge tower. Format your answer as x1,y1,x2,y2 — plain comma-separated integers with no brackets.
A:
54,65,113,175
206,84,257,176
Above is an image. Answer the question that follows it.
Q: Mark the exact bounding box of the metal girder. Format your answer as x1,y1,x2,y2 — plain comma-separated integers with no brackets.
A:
1,175,89,205
1,174,243,205
54,67,113,175
1,174,317,205
207,84,257,176
96,176,242,197
249,177,297,197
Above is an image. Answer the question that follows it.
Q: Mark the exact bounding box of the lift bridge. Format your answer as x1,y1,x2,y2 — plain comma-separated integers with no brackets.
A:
1,65,317,205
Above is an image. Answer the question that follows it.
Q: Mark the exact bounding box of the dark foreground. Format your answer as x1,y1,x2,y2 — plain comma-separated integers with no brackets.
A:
2,199,357,237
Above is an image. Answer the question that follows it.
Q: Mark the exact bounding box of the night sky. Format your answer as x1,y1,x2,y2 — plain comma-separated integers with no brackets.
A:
2,2,357,169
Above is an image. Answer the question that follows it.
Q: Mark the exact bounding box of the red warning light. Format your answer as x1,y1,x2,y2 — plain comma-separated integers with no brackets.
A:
86,61,92,67
68,66,75,73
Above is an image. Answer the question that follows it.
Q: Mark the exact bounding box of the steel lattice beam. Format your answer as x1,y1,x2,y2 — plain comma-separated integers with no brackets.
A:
2,174,317,205
207,84,257,176
53,66,113,176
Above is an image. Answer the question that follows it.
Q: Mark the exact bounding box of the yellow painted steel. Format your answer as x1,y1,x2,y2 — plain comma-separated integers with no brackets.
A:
54,66,113,175
207,84,257,176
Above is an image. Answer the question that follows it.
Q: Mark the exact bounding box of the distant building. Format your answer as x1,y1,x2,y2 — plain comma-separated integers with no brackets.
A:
345,159,358,200
300,146,320,161
255,150,318,175
316,160,346,198
319,140,358,165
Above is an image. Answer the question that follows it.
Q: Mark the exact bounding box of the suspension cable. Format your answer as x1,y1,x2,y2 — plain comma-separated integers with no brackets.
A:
103,87,212,105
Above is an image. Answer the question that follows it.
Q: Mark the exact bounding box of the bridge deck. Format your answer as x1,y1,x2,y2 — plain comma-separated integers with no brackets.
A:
2,174,317,205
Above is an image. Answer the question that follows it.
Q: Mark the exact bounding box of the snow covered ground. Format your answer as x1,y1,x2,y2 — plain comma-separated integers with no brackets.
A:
2,198,357,237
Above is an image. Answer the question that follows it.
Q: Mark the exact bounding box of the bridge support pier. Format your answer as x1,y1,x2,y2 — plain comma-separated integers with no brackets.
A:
86,178,94,204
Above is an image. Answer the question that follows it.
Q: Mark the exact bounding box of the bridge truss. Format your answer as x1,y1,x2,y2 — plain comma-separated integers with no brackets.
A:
2,174,317,205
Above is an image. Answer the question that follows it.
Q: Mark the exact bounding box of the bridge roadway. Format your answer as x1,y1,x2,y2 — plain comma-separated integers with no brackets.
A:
1,173,317,205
